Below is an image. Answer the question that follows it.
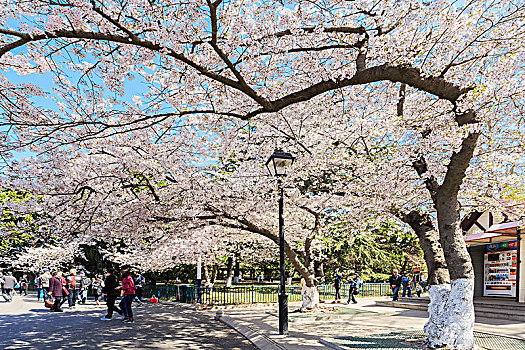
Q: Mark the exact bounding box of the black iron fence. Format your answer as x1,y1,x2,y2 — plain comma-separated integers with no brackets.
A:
145,283,392,306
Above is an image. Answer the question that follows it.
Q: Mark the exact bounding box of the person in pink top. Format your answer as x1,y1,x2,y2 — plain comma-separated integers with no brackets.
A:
117,270,135,323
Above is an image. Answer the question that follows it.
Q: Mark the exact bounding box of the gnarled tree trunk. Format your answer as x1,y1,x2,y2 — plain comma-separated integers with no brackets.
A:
410,114,479,349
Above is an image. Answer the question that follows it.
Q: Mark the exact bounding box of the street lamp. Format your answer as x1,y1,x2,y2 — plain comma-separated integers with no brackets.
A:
266,149,295,336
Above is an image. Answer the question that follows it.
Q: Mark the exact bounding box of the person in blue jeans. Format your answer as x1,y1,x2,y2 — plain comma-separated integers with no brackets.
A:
402,273,412,297
117,270,136,323
389,269,402,301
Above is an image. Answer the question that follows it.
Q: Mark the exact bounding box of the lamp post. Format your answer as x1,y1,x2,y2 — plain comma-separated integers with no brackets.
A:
265,149,295,336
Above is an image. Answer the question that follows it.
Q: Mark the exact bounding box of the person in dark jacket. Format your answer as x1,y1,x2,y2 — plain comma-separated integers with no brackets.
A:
333,268,343,302
49,271,64,312
100,268,123,321
347,273,361,304
389,269,403,301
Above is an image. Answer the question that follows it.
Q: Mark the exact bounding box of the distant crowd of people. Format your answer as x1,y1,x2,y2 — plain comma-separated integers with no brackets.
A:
333,269,362,304
331,268,426,304
1,267,146,324
388,269,425,301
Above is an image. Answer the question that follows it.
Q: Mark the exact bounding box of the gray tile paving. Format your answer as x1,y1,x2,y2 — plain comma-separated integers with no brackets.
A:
0,294,255,350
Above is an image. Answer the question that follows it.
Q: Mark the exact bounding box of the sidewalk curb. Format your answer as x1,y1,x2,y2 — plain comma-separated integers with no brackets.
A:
318,338,346,350
219,315,286,350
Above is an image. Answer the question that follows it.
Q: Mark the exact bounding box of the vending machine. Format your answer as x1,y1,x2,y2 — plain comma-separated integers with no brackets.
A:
484,241,517,297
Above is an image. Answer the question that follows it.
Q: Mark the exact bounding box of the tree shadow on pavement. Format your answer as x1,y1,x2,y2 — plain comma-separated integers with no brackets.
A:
0,303,255,350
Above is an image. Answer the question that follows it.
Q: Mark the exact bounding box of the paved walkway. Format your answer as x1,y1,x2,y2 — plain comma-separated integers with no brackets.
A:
217,297,525,349
4,294,523,349
0,294,255,350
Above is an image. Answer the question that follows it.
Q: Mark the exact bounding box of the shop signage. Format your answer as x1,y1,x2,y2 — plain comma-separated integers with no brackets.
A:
486,241,517,252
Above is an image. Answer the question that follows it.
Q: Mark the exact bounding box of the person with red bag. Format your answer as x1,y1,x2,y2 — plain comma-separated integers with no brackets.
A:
48,271,64,312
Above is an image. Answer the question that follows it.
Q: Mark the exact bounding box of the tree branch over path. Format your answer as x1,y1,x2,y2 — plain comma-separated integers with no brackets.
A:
0,29,472,122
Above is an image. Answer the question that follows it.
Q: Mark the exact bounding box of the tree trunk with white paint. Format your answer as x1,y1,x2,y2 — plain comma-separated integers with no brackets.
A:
410,114,479,349
301,285,320,310
429,126,478,349
425,279,475,349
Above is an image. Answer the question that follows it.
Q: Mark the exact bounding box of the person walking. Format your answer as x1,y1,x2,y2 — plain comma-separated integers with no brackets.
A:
402,273,412,298
39,269,52,301
389,269,402,301
333,268,343,302
67,268,81,309
79,271,91,304
34,276,42,301
346,273,361,304
19,275,28,296
117,270,136,323
100,268,123,321
48,271,64,312
92,276,104,306
134,272,145,306
415,283,423,298
1,272,17,302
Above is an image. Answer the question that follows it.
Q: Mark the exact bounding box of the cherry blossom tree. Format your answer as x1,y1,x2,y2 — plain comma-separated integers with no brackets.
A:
1,0,525,348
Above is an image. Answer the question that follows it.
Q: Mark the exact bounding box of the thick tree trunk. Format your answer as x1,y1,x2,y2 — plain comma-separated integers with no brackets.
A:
226,257,233,287
301,285,320,310
426,128,479,349
314,261,324,281
203,264,209,284
399,210,449,286
408,111,479,349
398,210,457,347
211,264,218,284
431,195,475,349
234,254,240,284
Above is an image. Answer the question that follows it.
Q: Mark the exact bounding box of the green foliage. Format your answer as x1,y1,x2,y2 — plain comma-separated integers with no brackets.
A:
0,189,45,263
322,221,423,283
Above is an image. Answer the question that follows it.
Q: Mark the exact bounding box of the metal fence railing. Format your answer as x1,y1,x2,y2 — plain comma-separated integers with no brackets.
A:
145,283,391,306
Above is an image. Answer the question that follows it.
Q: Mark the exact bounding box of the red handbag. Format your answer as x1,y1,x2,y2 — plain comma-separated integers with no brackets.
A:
44,299,54,308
